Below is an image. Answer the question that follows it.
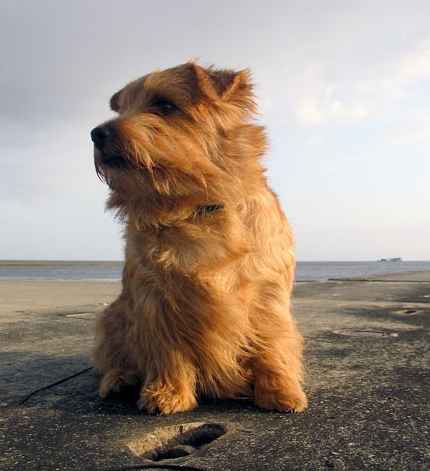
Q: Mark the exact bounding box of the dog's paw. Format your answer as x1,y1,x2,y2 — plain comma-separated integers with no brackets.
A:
254,381,308,413
98,369,138,399
277,391,308,413
137,383,198,415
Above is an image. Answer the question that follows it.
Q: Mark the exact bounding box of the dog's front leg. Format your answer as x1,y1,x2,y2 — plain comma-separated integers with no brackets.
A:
251,290,308,413
137,349,198,414
253,327,308,413
131,286,198,414
93,296,139,398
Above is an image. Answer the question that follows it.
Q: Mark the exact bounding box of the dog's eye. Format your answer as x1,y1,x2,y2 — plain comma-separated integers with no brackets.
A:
152,98,178,115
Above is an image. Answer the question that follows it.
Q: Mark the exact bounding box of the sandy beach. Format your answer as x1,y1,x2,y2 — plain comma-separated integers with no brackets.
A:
0,279,121,318
1,272,430,470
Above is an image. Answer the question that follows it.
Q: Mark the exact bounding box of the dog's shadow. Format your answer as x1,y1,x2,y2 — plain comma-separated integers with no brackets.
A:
4,351,257,418
89,372,258,417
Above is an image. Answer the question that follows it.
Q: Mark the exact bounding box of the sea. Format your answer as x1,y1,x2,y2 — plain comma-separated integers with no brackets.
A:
0,260,429,282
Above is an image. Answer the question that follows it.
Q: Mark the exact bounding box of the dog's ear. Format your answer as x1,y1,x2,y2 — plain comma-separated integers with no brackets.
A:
110,90,122,112
191,63,255,112
208,68,252,101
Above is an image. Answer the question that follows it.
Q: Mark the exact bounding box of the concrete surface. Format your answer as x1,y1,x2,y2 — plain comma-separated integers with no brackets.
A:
1,273,429,470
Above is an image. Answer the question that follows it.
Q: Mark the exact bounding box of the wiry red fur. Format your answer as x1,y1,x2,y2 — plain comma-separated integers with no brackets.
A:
92,62,307,414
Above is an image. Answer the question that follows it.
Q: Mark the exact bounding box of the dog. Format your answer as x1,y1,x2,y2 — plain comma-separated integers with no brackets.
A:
91,62,307,414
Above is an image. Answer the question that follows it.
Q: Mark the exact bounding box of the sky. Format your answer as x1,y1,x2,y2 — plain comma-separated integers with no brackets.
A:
1,1,429,261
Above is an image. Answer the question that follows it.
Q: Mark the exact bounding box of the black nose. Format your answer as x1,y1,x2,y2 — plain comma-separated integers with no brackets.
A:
91,125,111,149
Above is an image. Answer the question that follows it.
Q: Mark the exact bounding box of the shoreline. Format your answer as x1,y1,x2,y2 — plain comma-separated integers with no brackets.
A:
1,268,430,284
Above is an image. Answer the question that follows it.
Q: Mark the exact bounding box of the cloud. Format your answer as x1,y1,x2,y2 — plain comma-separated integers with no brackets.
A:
288,38,430,127
387,118,430,145
396,39,430,83
295,83,369,126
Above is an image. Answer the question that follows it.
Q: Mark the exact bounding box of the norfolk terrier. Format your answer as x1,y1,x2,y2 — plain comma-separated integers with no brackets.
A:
91,62,307,414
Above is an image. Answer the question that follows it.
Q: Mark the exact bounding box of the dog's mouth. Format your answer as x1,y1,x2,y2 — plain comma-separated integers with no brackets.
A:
100,152,126,167
94,148,129,170
98,151,126,167
94,149,130,184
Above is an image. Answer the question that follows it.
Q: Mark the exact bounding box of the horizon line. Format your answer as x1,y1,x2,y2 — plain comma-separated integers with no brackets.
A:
1,259,429,263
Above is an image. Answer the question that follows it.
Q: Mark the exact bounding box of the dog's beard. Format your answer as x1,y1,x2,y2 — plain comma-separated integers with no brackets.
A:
94,149,130,187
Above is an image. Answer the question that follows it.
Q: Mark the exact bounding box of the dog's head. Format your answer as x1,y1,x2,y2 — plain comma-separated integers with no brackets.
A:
91,63,266,225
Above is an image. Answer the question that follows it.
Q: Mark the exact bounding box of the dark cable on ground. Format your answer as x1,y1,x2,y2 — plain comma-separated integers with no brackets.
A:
18,366,93,404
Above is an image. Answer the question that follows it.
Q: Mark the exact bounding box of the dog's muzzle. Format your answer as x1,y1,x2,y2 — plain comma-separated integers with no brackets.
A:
91,125,125,167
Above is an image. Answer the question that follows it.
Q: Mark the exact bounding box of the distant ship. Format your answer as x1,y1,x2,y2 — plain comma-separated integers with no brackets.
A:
377,257,402,262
